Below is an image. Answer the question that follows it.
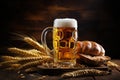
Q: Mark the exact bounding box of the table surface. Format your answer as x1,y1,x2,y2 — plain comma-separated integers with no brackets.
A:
0,59,120,80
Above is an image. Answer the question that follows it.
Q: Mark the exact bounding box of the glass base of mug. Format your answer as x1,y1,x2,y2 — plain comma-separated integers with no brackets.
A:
54,59,76,68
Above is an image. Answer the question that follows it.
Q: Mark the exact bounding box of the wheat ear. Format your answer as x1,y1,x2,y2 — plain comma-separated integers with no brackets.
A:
8,47,41,57
23,37,46,53
0,60,18,67
1,56,21,61
4,64,21,70
106,61,120,71
18,60,45,70
17,56,52,64
61,69,110,79
28,49,46,55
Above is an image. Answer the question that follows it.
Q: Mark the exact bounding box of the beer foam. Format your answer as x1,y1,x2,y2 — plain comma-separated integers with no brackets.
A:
53,18,78,30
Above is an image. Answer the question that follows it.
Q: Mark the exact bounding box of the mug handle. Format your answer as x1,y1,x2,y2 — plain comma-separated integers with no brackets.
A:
41,27,53,56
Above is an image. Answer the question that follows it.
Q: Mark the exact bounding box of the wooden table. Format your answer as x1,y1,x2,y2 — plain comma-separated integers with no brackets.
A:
0,59,120,80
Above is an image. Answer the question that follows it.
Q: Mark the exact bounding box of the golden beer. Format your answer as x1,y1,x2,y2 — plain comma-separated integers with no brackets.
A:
53,27,77,65
53,18,78,66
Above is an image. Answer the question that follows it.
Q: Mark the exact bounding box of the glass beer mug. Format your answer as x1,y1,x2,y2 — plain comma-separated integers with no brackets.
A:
41,18,78,66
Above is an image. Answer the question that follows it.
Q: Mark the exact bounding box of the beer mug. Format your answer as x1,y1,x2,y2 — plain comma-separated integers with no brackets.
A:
41,18,78,66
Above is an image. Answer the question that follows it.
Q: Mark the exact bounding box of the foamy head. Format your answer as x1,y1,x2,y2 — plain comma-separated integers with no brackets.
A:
53,18,78,30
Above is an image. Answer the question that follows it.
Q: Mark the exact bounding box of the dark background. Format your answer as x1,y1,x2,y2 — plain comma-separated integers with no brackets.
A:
0,0,119,59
